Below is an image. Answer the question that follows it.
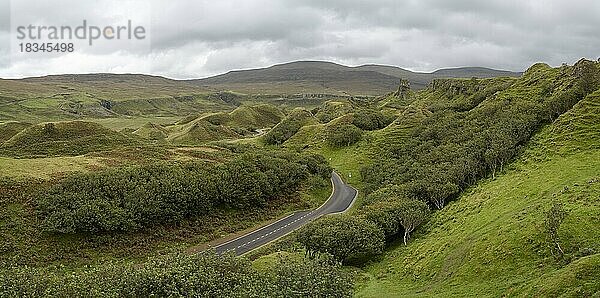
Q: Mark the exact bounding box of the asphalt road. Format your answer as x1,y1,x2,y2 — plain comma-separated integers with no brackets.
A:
212,171,357,256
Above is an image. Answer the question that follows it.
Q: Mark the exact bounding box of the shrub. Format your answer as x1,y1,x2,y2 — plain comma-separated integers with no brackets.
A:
351,109,395,131
0,252,353,297
326,123,362,147
296,215,385,264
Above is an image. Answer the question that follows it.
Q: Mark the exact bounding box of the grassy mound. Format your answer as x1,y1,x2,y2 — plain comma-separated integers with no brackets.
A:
315,100,353,123
169,104,284,144
168,120,242,144
226,104,284,130
132,122,169,140
356,90,600,297
262,108,319,145
0,121,137,157
0,122,31,144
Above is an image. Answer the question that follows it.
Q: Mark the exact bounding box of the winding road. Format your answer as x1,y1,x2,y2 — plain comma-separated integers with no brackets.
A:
212,171,357,256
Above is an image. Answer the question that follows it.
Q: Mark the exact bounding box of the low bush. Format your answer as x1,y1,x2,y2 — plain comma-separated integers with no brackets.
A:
37,151,331,234
0,252,353,297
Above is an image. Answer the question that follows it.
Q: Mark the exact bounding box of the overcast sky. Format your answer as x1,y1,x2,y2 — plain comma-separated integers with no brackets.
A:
0,0,599,79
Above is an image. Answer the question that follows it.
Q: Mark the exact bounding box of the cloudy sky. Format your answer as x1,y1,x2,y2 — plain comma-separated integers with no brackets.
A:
0,0,599,79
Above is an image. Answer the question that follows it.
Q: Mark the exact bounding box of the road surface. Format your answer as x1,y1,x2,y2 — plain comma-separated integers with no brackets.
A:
212,171,357,255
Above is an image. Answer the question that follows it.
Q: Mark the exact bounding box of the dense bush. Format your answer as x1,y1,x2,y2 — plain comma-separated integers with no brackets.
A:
351,109,395,131
326,123,362,147
296,215,385,264
0,252,353,297
37,151,331,233
361,61,600,210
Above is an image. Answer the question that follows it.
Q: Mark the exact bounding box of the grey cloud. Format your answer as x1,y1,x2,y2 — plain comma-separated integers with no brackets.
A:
1,0,600,78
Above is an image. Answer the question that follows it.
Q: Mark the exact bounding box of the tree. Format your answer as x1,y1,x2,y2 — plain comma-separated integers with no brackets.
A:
326,123,362,147
427,182,459,210
361,201,403,238
396,199,430,245
352,109,394,131
545,202,568,260
296,215,384,264
575,59,600,95
361,185,406,206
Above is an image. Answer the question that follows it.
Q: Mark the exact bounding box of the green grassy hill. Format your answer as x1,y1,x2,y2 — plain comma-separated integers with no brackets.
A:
0,122,31,144
262,108,320,145
132,122,169,140
0,121,138,157
355,90,600,297
168,104,284,144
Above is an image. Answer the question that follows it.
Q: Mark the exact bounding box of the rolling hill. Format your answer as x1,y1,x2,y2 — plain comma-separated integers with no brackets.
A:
0,75,229,123
0,61,521,124
168,104,285,144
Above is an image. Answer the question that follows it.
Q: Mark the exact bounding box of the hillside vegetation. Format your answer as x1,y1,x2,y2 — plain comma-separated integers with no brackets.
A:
356,86,600,298
37,151,330,234
256,59,600,296
0,59,597,297
0,121,31,143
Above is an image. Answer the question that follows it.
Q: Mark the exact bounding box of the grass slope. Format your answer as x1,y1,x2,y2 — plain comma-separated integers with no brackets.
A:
132,122,169,140
356,90,600,297
0,121,138,157
0,121,31,144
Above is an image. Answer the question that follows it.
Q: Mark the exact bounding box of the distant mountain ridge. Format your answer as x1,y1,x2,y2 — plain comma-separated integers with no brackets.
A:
189,61,522,95
3,61,522,97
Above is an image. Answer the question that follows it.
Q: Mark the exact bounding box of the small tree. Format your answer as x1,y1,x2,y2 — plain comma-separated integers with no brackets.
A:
545,202,568,260
396,199,430,245
326,123,362,147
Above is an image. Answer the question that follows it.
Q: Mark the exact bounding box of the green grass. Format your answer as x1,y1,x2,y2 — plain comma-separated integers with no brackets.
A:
0,121,31,144
0,121,139,157
354,90,600,297
0,156,107,179
89,116,181,131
